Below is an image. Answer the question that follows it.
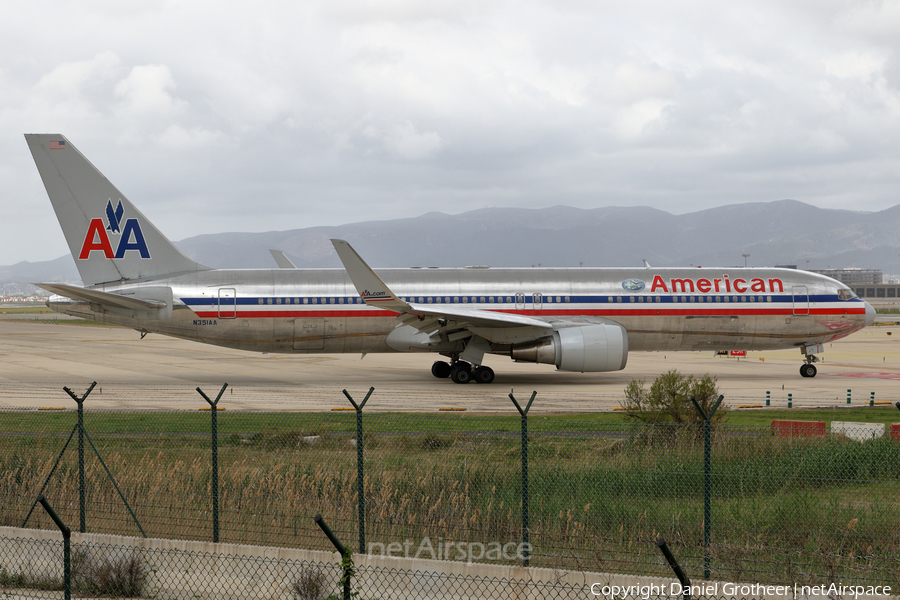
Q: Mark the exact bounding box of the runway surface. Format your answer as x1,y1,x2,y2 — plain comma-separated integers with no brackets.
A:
1,318,899,412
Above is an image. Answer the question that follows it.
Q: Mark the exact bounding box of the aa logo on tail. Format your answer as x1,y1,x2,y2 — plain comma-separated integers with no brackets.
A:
79,199,151,260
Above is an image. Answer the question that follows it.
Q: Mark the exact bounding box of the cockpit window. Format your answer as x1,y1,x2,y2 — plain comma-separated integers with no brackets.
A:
837,288,856,300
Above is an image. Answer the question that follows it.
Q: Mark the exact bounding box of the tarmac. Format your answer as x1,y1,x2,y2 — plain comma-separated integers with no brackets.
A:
1,315,900,412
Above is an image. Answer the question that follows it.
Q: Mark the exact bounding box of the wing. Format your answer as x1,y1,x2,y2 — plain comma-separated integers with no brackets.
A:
330,239,553,345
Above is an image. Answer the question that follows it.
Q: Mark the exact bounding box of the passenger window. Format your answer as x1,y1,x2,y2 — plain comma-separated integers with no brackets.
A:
258,298,263,305
565,296,570,302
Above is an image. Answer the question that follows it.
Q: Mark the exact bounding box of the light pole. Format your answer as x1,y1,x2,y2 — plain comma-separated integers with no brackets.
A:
742,253,750,268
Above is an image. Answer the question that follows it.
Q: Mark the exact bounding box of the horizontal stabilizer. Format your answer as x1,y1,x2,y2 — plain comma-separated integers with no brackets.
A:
35,283,167,311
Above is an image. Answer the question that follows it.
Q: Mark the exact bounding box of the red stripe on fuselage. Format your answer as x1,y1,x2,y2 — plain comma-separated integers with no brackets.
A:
191,306,865,319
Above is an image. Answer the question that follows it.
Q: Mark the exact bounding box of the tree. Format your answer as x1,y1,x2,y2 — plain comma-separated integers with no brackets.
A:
620,369,725,424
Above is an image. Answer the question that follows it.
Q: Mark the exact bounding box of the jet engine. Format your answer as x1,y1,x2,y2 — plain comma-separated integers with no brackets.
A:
510,323,628,372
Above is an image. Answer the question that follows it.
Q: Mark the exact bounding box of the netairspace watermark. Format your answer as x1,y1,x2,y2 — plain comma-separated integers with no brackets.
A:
590,582,893,599
368,538,531,564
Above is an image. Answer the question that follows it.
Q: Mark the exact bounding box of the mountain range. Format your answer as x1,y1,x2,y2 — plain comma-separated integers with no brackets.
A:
3,199,900,295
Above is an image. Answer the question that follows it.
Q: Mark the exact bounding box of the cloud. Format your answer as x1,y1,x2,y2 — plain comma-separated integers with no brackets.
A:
114,64,185,115
377,121,443,159
3,0,900,266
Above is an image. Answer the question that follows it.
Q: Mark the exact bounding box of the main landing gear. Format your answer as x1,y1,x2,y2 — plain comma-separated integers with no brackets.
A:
431,360,495,384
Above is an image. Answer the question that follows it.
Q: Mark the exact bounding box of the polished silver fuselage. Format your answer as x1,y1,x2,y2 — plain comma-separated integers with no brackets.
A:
50,266,870,357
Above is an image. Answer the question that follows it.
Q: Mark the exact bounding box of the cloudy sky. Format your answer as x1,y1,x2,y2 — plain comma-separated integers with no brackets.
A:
2,0,900,264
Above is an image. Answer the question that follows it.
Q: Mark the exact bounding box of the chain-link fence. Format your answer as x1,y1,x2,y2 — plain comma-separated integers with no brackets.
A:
0,532,774,600
2,385,899,592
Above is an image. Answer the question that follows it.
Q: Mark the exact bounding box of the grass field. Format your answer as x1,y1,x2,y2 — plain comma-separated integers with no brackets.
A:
2,408,899,587
1,405,897,433
0,307,51,314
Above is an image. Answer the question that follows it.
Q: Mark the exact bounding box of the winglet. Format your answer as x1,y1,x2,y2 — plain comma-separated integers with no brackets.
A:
269,249,297,269
331,240,411,313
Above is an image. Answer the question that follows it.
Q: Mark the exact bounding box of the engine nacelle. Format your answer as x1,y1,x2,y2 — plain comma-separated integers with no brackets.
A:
510,323,628,372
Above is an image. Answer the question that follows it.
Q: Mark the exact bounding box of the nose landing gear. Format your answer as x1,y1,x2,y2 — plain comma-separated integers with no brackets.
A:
800,344,822,378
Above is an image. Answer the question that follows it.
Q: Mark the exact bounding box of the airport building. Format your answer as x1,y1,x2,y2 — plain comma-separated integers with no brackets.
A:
810,268,882,285
850,284,900,301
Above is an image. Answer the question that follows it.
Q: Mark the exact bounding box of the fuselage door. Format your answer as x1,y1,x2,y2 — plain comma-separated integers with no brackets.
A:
792,286,809,316
515,293,525,310
533,292,543,310
218,288,236,319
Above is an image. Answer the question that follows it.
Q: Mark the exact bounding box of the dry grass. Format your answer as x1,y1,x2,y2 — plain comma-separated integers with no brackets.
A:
2,425,899,588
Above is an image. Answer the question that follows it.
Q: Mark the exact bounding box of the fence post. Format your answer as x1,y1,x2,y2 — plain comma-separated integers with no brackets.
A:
509,391,536,566
196,383,228,543
37,495,71,600
690,394,723,580
343,387,374,553
63,381,97,533
656,537,691,600
314,514,353,600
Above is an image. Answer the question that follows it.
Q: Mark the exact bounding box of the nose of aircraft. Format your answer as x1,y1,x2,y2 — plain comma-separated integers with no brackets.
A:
865,301,876,326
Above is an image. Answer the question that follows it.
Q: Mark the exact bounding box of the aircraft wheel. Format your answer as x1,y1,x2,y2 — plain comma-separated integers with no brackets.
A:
472,366,495,384
450,362,472,384
800,363,817,378
431,361,452,378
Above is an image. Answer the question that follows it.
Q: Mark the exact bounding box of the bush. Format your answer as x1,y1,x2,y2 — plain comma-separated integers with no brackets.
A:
620,369,726,424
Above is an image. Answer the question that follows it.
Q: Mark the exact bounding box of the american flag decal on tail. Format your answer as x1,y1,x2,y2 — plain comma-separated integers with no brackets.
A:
49,140,65,149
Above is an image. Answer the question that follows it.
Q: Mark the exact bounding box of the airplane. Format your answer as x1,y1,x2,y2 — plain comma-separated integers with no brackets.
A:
25,134,875,383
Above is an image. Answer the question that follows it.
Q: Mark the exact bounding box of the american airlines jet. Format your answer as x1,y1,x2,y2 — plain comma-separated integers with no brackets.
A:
25,134,875,383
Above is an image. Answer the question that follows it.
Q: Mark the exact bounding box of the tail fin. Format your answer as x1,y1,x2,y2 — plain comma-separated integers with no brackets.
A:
25,134,209,286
